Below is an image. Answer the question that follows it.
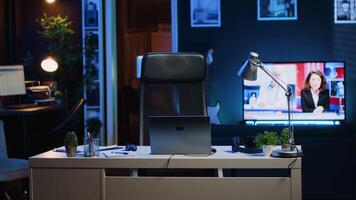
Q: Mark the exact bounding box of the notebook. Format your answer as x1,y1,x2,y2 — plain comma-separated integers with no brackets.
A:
148,116,211,155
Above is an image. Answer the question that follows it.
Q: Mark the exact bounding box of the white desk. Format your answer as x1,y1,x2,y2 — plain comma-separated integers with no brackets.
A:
30,146,302,200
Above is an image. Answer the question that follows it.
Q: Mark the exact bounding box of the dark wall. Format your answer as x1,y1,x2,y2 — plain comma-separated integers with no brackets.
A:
127,0,171,29
332,14,356,200
333,23,356,129
0,0,4,64
179,0,334,124
0,0,20,64
178,1,355,199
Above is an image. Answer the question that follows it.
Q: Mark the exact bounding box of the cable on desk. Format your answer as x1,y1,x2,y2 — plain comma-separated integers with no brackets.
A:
288,146,299,169
164,154,175,168
164,150,215,169
210,147,217,155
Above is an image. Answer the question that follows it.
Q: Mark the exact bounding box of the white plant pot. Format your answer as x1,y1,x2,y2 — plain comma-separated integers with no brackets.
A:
262,145,275,156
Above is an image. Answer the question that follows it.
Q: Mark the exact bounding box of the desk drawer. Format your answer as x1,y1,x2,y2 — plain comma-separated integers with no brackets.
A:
31,168,102,200
105,176,290,200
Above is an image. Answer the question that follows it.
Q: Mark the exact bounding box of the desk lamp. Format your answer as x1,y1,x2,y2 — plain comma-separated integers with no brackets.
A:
41,57,58,73
238,52,303,158
40,57,59,98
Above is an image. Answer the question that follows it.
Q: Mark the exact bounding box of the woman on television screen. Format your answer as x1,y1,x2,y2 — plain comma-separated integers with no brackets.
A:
301,70,329,113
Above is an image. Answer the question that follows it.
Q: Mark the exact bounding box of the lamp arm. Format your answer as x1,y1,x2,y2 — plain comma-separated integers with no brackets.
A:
244,53,302,157
258,63,289,93
257,62,295,147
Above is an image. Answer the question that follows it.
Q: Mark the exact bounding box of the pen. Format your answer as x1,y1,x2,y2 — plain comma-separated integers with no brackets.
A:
111,151,129,155
98,146,123,151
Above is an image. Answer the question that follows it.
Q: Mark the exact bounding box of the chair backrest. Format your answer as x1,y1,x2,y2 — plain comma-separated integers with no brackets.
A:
139,52,207,145
0,120,8,158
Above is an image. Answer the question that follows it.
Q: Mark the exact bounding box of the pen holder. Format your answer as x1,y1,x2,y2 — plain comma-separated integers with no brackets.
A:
84,138,100,157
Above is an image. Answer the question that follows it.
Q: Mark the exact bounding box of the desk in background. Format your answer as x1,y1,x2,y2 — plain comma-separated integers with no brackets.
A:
0,104,62,157
30,146,302,200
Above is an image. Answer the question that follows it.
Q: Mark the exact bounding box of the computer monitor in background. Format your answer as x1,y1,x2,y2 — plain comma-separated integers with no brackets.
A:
136,55,143,79
0,65,26,96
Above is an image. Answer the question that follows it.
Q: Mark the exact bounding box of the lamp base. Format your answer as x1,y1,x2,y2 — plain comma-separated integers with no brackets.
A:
271,148,303,158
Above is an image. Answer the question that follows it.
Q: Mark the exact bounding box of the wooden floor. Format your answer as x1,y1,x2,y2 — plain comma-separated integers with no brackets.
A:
0,179,28,200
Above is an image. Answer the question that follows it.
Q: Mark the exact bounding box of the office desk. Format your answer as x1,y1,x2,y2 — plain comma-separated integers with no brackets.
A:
30,146,302,200
0,104,62,157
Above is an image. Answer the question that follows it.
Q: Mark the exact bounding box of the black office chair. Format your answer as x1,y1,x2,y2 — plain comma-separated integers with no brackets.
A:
139,52,207,145
0,120,28,200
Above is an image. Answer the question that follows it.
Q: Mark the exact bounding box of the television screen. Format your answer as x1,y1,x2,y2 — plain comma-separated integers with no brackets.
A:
243,61,345,122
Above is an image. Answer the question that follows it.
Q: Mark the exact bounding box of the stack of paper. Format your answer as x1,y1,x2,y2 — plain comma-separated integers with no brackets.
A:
102,150,136,157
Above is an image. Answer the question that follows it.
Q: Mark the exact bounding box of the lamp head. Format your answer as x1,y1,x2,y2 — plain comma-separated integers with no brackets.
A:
41,57,58,72
237,52,261,81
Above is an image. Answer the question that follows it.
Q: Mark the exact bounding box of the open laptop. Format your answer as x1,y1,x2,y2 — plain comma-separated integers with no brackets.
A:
148,115,211,155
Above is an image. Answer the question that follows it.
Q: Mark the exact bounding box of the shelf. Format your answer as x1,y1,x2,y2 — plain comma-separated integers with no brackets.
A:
86,106,101,109
82,0,105,141
85,27,99,30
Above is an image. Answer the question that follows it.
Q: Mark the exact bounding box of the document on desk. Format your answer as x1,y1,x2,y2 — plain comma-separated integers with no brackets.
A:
102,150,136,157
54,145,123,153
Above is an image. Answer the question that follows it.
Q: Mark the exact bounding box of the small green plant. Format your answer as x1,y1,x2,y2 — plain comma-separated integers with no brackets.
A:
255,131,279,147
86,117,102,138
64,131,78,148
280,128,290,145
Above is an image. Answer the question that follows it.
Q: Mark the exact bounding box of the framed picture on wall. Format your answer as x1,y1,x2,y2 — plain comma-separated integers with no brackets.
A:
334,0,356,23
257,0,297,21
191,0,221,27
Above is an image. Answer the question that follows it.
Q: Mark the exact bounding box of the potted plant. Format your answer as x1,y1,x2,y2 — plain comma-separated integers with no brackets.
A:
280,127,291,150
54,91,64,104
64,131,78,157
255,131,279,156
85,117,102,157
37,13,81,110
